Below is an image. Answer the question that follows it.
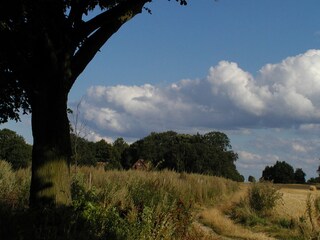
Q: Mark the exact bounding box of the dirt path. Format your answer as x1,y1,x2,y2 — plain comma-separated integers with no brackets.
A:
193,221,239,240
194,184,276,240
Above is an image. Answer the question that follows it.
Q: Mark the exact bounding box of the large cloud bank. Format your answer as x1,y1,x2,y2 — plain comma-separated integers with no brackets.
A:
80,49,320,139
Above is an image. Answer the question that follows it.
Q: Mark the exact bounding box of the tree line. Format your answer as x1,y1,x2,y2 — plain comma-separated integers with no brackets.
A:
72,130,244,181
3,127,318,185
121,131,244,182
0,128,244,182
261,160,307,184
0,128,32,170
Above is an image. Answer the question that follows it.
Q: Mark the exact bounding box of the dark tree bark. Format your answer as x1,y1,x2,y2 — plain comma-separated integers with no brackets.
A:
30,86,72,207
28,52,73,206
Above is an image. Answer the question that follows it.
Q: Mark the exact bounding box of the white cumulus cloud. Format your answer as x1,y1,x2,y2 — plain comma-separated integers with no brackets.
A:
208,61,266,115
79,49,320,140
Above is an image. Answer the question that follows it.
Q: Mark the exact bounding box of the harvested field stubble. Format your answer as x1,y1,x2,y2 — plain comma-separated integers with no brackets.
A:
275,185,320,219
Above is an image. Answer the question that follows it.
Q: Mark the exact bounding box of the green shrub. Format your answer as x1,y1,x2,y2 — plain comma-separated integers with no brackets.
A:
230,198,266,226
70,174,194,240
249,182,282,215
230,182,282,229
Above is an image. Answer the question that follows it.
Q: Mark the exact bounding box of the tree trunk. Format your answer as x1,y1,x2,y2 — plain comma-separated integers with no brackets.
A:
29,78,72,208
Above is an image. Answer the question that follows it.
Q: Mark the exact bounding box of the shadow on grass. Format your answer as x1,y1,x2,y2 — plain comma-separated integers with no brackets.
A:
0,203,99,240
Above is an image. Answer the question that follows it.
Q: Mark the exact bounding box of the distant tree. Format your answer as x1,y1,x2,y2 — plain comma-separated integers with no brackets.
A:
94,139,122,170
294,168,306,184
309,159,320,184
248,175,256,183
112,138,129,162
236,175,245,183
70,134,96,166
307,177,320,184
95,139,112,163
0,128,32,169
121,143,140,169
262,161,295,183
262,166,273,182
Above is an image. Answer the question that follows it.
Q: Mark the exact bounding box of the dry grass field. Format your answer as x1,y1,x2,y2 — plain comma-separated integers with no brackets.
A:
275,184,320,219
2,161,320,240
198,183,320,240
198,184,276,240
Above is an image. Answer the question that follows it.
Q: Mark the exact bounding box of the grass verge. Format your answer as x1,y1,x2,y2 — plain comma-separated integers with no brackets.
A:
0,161,239,240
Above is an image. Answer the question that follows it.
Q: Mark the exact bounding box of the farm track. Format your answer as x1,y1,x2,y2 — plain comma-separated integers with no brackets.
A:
195,184,275,240
193,221,241,240
196,183,320,240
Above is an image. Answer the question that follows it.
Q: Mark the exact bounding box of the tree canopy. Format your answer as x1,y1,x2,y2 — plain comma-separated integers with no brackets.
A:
70,134,128,169
121,131,244,181
0,0,189,124
1,0,147,122
261,161,306,184
0,128,245,182
294,168,306,184
0,128,32,169
69,130,243,181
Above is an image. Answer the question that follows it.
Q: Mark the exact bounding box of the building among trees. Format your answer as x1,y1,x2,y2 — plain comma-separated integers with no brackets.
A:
132,159,149,171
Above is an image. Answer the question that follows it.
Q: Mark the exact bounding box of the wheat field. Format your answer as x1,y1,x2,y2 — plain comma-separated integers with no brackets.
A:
274,184,320,219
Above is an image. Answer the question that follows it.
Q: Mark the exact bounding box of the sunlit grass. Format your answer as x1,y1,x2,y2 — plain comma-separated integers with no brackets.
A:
4,161,320,239
0,161,240,239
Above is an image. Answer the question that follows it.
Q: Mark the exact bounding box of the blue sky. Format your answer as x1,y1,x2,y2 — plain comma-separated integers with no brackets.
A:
2,0,320,180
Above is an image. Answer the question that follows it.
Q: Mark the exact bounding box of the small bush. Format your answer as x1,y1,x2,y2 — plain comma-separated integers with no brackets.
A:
230,182,282,229
230,198,266,226
249,182,282,215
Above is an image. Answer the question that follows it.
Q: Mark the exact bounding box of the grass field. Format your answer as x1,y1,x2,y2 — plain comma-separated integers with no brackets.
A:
275,184,320,219
2,159,320,240
0,161,240,240
198,183,320,240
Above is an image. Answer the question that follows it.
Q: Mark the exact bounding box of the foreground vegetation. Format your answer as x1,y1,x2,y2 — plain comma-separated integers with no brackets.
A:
199,182,320,240
0,160,239,240
3,158,320,240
